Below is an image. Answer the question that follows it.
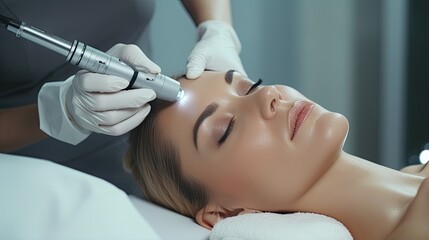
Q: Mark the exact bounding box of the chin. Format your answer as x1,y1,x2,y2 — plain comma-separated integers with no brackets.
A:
317,112,349,157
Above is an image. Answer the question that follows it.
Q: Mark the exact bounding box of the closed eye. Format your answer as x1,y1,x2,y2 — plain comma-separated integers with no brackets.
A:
217,117,235,146
218,79,264,147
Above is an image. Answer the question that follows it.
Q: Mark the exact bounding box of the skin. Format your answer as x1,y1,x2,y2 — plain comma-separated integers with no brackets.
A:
157,71,428,240
182,0,232,25
0,104,48,152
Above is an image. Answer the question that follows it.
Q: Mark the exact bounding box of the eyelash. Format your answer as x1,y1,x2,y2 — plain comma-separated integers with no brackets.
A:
217,117,235,146
246,78,263,95
217,79,264,146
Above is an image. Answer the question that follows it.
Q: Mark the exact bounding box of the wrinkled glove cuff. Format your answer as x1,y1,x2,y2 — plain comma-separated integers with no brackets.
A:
38,77,90,145
196,20,242,53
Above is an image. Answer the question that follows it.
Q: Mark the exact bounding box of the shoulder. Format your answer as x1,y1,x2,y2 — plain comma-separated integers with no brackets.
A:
387,177,429,240
401,162,429,177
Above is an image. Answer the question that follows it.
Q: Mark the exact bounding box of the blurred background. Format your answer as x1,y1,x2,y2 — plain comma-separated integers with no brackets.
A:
142,0,428,170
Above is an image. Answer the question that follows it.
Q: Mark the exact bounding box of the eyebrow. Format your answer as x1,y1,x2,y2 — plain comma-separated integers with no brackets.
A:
192,70,234,149
225,69,235,84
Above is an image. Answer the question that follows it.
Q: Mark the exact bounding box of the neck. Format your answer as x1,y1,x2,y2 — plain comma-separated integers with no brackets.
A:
286,151,423,240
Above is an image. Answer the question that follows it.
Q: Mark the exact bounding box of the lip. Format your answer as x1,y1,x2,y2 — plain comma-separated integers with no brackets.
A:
288,101,314,140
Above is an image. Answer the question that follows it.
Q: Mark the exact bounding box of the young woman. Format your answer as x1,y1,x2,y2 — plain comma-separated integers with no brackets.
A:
124,70,429,240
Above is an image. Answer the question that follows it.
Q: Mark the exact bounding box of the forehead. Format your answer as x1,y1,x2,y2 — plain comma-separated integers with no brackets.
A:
156,72,226,146
168,71,226,118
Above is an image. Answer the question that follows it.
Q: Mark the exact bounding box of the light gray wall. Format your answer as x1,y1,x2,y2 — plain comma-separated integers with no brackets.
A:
296,0,357,154
146,1,194,76
379,0,407,169
148,0,407,167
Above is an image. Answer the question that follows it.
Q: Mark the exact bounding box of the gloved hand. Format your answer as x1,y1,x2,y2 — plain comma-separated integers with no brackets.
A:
186,20,247,79
38,44,158,145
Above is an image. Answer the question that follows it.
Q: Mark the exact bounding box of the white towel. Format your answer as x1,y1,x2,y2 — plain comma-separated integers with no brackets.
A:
210,212,353,240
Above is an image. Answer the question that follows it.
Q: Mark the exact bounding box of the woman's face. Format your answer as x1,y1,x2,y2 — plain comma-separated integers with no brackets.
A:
157,71,349,211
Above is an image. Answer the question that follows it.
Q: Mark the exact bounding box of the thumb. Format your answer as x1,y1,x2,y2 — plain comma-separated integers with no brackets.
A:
123,45,160,74
108,44,161,74
186,54,206,79
133,53,161,74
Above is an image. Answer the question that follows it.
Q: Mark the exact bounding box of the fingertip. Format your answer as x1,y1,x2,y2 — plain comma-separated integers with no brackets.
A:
151,65,161,74
141,88,157,101
186,67,204,79
140,104,151,117
110,76,132,89
130,88,156,102
186,71,196,79
134,57,161,74
131,105,152,125
116,105,152,134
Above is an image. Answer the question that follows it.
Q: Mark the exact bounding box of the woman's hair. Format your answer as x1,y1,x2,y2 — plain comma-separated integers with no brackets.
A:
123,94,209,218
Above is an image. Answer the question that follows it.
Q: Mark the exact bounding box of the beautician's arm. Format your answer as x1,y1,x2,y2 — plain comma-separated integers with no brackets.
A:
0,104,48,152
181,0,232,25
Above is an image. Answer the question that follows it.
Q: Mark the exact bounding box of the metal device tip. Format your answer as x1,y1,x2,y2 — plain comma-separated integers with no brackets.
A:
176,88,185,100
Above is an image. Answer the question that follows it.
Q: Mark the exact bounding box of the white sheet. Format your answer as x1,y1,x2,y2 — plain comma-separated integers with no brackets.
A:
129,195,210,240
0,153,160,240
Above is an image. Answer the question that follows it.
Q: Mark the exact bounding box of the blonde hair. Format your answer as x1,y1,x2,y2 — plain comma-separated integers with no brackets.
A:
123,99,208,217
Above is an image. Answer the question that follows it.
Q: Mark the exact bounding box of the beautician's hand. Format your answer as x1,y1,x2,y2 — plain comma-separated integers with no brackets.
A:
186,20,247,79
38,44,158,145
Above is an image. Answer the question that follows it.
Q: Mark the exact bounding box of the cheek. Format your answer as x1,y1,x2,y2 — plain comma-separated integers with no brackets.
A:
291,111,349,188
295,106,349,161
216,126,285,202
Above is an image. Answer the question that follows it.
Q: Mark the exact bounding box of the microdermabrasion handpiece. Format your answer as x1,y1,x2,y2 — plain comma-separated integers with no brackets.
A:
0,15,184,101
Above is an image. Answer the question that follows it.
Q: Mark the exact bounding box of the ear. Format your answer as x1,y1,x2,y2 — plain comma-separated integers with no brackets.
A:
195,202,261,229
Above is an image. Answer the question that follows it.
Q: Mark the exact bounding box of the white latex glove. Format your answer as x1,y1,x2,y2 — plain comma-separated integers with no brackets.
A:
186,20,247,79
38,44,159,145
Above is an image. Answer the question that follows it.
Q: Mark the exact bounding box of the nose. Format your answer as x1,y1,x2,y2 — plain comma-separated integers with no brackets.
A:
256,86,282,120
